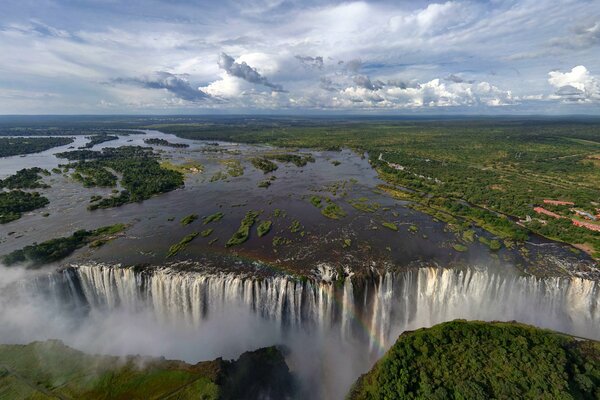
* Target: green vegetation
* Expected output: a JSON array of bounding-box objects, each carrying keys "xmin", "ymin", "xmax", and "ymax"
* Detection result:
[
  {"xmin": 201, "ymin": 228, "xmax": 214, "ymax": 237},
  {"xmin": 321, "ymin": 200, "xmax": 346, "ymax": 219},
  {"xmin": 221, "ymin": 159, "xmax": 244, "ymax": 177},
  {"xmin": 80, "ymin": 133, "xmax": 118, "ymax": 149},
  {"xmin": 0, "ymin": 137, "xmax": 73, "ymax": 157},
  {"xmin": 257, "ymin": 220, "xmax": 272, "ymax": 237},
  {"xmin": 258, "ymin": 179, "xmax": 271, "ymax": 188},
  {"xmin": 180, "ymin": 214, "xmax": 198, "ymax": 225},
  {"xmin": 70, "ymin": 164, "xmax": 117, "ymax": 188},
  {"xmin": 251, "ymin": 157, "xmax": 278, "ymax": 173},
  {"xmin": 204, "ymin": 212, "xmax": 224, "ymax": 224},
  {"xmin": 348, "ymin": 320, "xmax": 600, "ymax": 400},
  {"xmin": 160, "ymin": 159, "xmax": 204, "ymax": 174},
  {"xmin": 155, "ymin": 119, "xmax": 600, "ymax": 257},
  {"xmin": 226, "ymin": 211, "xmax": 260, "ymax": 247},
  {"xmin": 478, "ymin": 236, "xmax": 502, "ymax": 251},
  {"xmin": 310, "ymin": 195, "xmax": 322, "ymax": 208},
  {"xmin": 342, "ymin": 238, "xmax": 352, "ymax": 248},
  {"xmin": 144, "ymin": 137, "xmax": 189, "ymax": 148},
  {"xmin": 0, "ymin": 340, "xmax": 295, "ymax": 400},
  {"xmin": 408, "ymin": 224, "xmax": 419, "ymax": 233},
  {"xmin": 0, "ymin": 190, "xmax": 49, "ymax": 223},
  {"xmin": 56, "ymin": 146, "xmax": 184, "ymax": 209},
  {"xmin": 1, "ymin": 224, "xmax": 127, "ymax": 266},
  {"xmin": 462, "ymin": 229, "xmax": 476, "ymax": 242},
  {"xmin": 167, "ymin": 232, "xmax": 199, "ymax": 258},
  {"xmin": 272, "ymin": 236, "xmax": 291, "ymax": 246},
  {"xmin": 289, "ymin": 219, "xmax": 302, "ymax": 233},
  {"xmin": 382, "ymin": 221, "xmax": 398, "ymax": 231},
  {"xmin": 331, "ymin": 160, "xmax": 341, "ymax": 166},
  {"xmin": 0, "ymin": 167, "xmax": 50, "ymax": 189},
  {"xmin": 453, "ymin": 243, "xmax": 469, "ymax": 252},
  {"xmin": 264, "ymin": 153, "xmax": 315, "ymax": 167},
  {"xmin": 348, "ymin": 197, "xmax": 380, "ymax": 213}
]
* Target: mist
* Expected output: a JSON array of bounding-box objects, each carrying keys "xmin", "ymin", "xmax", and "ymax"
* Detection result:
[{"xmin": 1, "ymin": 263, "xmax": 599, "ymax": 399}]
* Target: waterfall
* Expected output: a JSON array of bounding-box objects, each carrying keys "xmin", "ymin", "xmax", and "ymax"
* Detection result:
[{"xmin": 24, "ymin": 264, "xmax": 600, "ymax": 350}]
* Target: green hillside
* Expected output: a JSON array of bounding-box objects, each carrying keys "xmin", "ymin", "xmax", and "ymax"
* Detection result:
[
  {"xmin": 348, "ymin": 320, "xmax": 600, "ymax": 400},
  {"xmin": 0, "ymin": 340, "xmax": 294, "ymax": 400}
]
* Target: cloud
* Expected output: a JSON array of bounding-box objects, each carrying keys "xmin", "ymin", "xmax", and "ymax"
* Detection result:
[
  {"xmin": 551, "ymin": 20, "xmax": 600, "ymax": 49},
  {"xmin": 352, "ymin": 75, "xmax": 384, "ymax": 91},
  {"xmin": 548, "ymin": 65, "xmax": 600, "ymax": 102},
  {"xmin": 217, "ymin": 52, "xmax": 285, "ymax": 92},
  {"xmin": 295, "ymin": 55, "xmax": 324, "ymax": 69},
  {"xmin": 112, "ymin": 72, "xmax": 210, "ymax": 102},
  {"xmin": 336, "ymin": 77, "xmax": 515, "ymax": 109},
  {"xmin": 445, "ymin": 74, "xmax": 475, "ymax": 84}
]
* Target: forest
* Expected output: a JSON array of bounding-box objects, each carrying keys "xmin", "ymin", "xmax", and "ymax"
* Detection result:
[
  {"xmin": 349, "ymin": 320, "xmax": 600, "ymax": 400},
  {"xmin": 0, "ymin": 137, "xmax": 73, "ymax": 157},
  {"xmin": 55, "ymin": 146, "xmax": 184, "ymax": 209}
]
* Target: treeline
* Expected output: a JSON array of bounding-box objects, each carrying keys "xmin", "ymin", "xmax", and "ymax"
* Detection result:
[
  {"xmin": 143, "ymin": 138, "xmax": 189, "ymax": 148},
  {"xmin": 0, "ymin": 137, "xmax": 74, "ymax": 157}
]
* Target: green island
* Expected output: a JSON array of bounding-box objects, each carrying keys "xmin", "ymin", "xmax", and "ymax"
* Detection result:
[
  {"xmin": 0, "ymin": 190, "xmax": 49, "ymax": 224},
  {"xmin": 56, "ymin": 146, "xmax": 184, "ymax": 209},
  {"xmin": 0, "ymin": 340, "xmax": 295, "ymax": 400},
  {"xmin": 1, "ymin": 224, "xmax": 127, "ymax": 266},
  {"xmin": 382, "ymin": 221, "xmax": 398, "ymax": 231},
  {"xmin": 263, "ymin": 153, "xmax": 315, "ymax": 167},
  {"xmin": 204, "ymin": 212, "xmax": 224, "ymax": 224},
  {"xmin": 201, "ymin": 228, "xmax": 214, "ymax": 237},
  {"xmin": 250, "ymin": 157, "xmax": 278, "ymax": 173},
  {"xmin": 0, "ymin": 167, "xmax": 50, "ymax": 189},
  {"xmin": 144, "ymin": 137, "xmax": 190, "ymax": 148},
  {"xmin": 226, "ymin": 211, "xmax": 260, "ymax": 247},
  {"xmin": 256, "ymin": 220, "xmax": 272, "ymax": 237},
  {"xmin": 167, "ymin": 232, "xmax": 199, "ymax": 258},
  {"xmin": 0, "ymin": 137, "xmax": 74, "ymax": 157},
  {"xmin": 348, "ymin": 320, "xmax": 600, "ymax": 400},
  {"xmin": 155, "ymin": 120, "xmax": 600, "ymax": 259},
  {"xmin": 180, "ymin": 214, "xmax": 198, "ymax": 225},
  {"xmin": 79, "ymin": 133, "xmax": 118, "ymax": 149},
  {"xmin": 321, "ymin": 200, "xmax": 346, "ymax": 219},
  {"xmin": 348, "ymin": 197, "xmax": 380, "ymax": 213}
]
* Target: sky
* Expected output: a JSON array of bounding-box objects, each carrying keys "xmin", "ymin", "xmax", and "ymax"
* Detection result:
[{"xmin": 0, "ymin": 0, "xmax": 599, "ymax": 114}]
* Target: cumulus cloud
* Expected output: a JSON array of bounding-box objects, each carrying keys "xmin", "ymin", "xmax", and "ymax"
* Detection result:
[
  {"xmin": 112, "ymin": 72, "xmax": 210, "ymax": 102},
  {"xmin": 336, "ymin": 77, "xmax": 514, "ymax": 109},
  {"xmin": 548, "ymin": 66, "xmax": 600, "ymax": 102},
  {"xmin": 217, "ymin": 52, "xmax": 285, "ymax": 92}
]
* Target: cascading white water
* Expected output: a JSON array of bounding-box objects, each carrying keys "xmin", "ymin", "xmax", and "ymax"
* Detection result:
[{"xmin": 28, "ymin": 263, "xmax": 600, "ymax": 351}]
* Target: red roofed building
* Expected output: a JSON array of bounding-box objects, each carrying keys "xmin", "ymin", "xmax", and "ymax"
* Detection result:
[
  {"xmin": 543, "ymin": 199, "xmax": 574, "ymax": 206},
  {"xmin": 533, "ymin": 207, "xmax": 562, "ymax": 219},
  {"xmin": 572, "ymin": 220, "xmax": 600, "ymax": 232}
]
